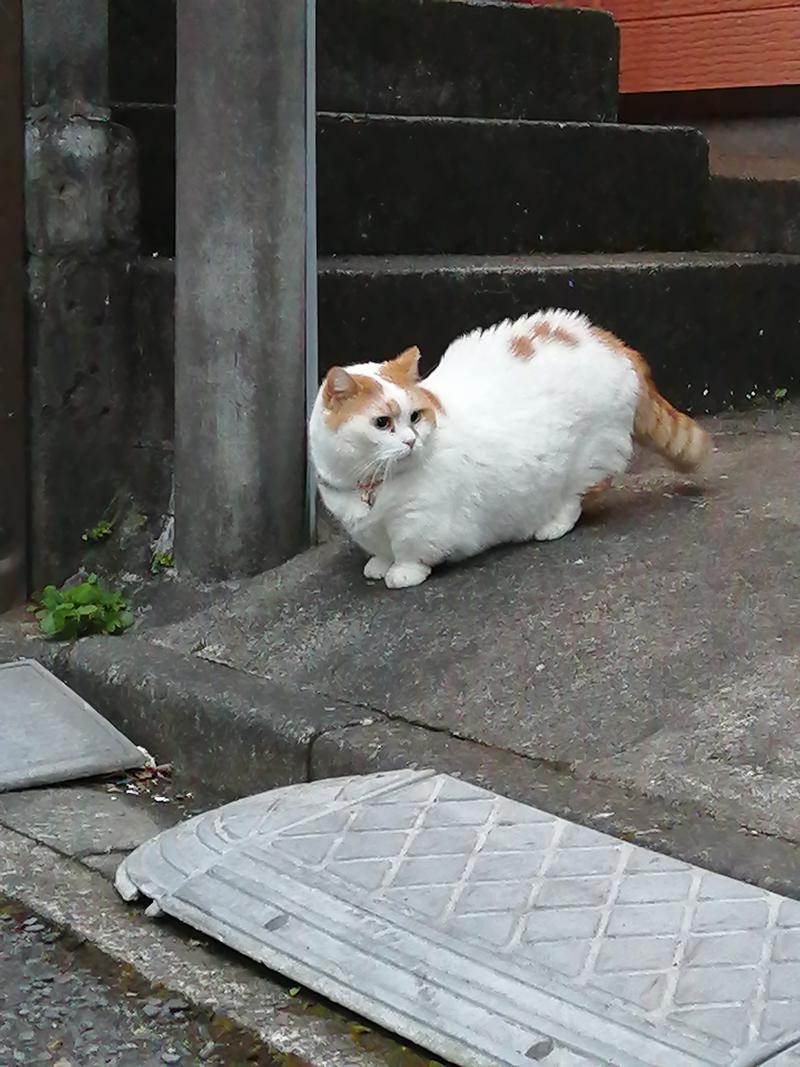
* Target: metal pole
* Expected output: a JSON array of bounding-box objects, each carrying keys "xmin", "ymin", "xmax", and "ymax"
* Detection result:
[
  {"xmin": 0, "ymin": 0, "xmax": 27, "ymax": 610},
  {"xmin": 305, "ymin": 0, "xmax": 319, "ymax": 544},
  {"xmin": 174, "ymin": 0, "xmax": 311, "ymax": 579}
]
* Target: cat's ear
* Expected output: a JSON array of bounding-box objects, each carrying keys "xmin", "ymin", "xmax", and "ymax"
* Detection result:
[
  {"xmin": 388, "ymin": 346, "xmax": 421, "ymax": 382},
  {"xmin": 323, "ymin": 366, "xmax": 358, "ymax": 403}
]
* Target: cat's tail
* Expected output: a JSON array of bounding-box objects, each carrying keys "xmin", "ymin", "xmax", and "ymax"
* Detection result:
[
  {"xmin": 633, "ymin": 374, "xmax": 712, "ymax": 472},
  {"xmin": 591, "ymin": 326, "xmax": 712, "ymax": 472}
]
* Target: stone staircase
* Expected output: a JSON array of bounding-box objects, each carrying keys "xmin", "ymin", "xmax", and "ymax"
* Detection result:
[
  {"xmin": 113, "ymin": 0, "xmax": 800, "ymax": 520},
  {"xmin": 312, "ymin": 0, "xmax": 800, "ymax": 414}
]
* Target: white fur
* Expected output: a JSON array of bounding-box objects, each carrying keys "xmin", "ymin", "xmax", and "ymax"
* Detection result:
[{"xmin": 309, "ymin": 311, "xmax": 641, "ymax": 588}]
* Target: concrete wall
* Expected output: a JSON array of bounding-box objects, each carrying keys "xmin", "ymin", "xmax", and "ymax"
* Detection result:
[
  {"xmin": 20, "ymin": 0, "xmax": 182, "ymax": 588},
  {"xmin": 24, "ymin": 0, "xmax": 141, "ymax": 588},
  {"xmin": 0, "ymin": 0, "xmax": 27, "ymax": 610}
]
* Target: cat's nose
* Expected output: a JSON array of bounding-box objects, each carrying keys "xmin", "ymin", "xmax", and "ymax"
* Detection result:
[{"xmin": 402, "ymin": 435, "xmax": 416, "ymax": 450}]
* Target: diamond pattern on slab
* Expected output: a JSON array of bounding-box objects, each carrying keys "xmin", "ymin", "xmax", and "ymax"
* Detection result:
[
  {"xmin": 593, "ymin": 971, "xmax": 667, "ymax": 1012},
  {"xmin": 672, "ymin": 1007, "xmax": 751, "ymax": 1048},
  {"xmin": 284, "ymin": 773, "xmax": 800, "ymax": 1051},
  {"xmin": 594, "ymin": 935, "xmax": 679, "ymax": 973},
  {"xmin": 120, "ymin": 770, "xmax": 800, "ymax": 1064}
]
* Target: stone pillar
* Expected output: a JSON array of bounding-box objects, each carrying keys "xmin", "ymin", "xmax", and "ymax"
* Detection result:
[
  {"xmin": 174, "ymin": 0, "xmax": 311, "ymax": 579},
  {"xmin": 23, "ymin": 0, "xmax": 139, "ymax": 587},
  {"xmin": 0, "ymin": 0, "xmax": 26, "ymax": 610}
]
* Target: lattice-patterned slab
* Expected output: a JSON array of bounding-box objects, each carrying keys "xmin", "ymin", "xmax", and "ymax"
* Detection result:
[{"xmin": 116, "ymin": 770, "xmax": 800, "ymax": 1067}]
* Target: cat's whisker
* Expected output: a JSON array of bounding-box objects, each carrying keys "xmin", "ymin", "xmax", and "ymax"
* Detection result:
[{"xmin": 352, "ymin": 456, "xmax": 383, "ymax": 483}]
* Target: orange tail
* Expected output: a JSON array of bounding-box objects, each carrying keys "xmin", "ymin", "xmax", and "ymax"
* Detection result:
[
  {"xmin": 591, "ymin": 326, "xmax": 712, "ymax": 473},
  {"xmin": 633, "ymin": 376, "xmax": 711, "ymax": 473}
]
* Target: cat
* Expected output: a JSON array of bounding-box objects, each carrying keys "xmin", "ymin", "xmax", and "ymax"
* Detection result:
[{"xmin": 309, "ymin": 310, "xmax": 711, "ymax": 589}]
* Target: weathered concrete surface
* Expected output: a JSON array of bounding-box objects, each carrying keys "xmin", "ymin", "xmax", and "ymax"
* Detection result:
[
  {"xmin": 318, "ymin": 117, "xmax": 707, "ymax": 255},
  {"xmin": 0, "ymin": 0, "xmax": 26, "ymax": 613},
  {"xmin": 153, "ymin": 409, "xmax": 800, "ymax": 842},
  {"xmin": 58, "ymin": 637, "xmax": 373, "ymax": 803},
  {"xmin": 25, "ymin": 116, "xmax": 138, "ymax": 255},
  {"xmin": 110, "ymin": 0, "xmax": 618, "ymax": 123},
  {"xmin": 0, "ymin": 786, "xmax": 173, "ymax": 858},
  {"xmin": 317, "ymin": 0, "xmax": 618, "ymax": 122},
  {"xmin": 710, "ymin": 176, "xmax": 800, "ymax": 254},
  {"xmin": 23, "ymin": 0, "xmax": 108, "ymax": 106},
  {"xmin": 23, "ymin": 2, "xmax": 142, "ymax": 589},
  {"xmin": 27, "ymin": 253, "xmax": 136, "ymax": 588},
  {"xmin": 6, "ymin": 604, "xmax": 800, "ymax": 899}
]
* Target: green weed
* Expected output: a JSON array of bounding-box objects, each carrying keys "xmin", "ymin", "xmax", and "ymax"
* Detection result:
[{"xmin": 30, "ymin": 573, "xmax": 133, "ymax": 639}]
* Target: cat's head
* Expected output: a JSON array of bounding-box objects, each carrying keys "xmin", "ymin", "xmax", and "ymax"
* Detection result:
[{"xmin": 313, "ymin": 347, "xmax": 441, "ymax": 477}]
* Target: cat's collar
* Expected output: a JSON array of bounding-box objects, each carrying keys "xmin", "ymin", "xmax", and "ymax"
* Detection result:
[{"xmin": 316, "ymin": 472, "xmax": 383, "ymax": 508}]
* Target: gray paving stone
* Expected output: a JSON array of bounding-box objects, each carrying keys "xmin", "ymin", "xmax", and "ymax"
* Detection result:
[
  {"xmin": 0, "ymin": 787, "xmax": 173, "ymax": 858},
  {"xmin": 0, "ymin": 659, "xmax": 144, "ymax": 791},
  {"xmin": 116, "ymin": 770, "xmax": 800, "ymax": 1067},
  {"xmin": 82, "ymin": 850, "xmax": 132, "ymax": 880}
]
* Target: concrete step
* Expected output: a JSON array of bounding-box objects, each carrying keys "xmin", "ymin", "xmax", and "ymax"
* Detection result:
[
  {"xmin": 318, "ymin": 252, "xmax": 800, "ymax": 413},
  {"xmin": 318, "ymin": 115, "xmax": 708, "ymax": 255},
  {"xmin": 119, "ymin": 110, "xmax": 708, "ymax": 257},
  {"xmin": 709, "ymin": 176, "xmax": 800, "ymax": 254},
  {"xmin": 317, "ymin": 0, "xmax": 619, "ymax": 122},
  {"xmin": 110, "ymin": 0, "xmax": 619, "ymax": 123}
]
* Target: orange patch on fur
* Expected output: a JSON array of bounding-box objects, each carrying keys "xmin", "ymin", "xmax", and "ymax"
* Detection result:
[
  {"xmin": 322, "ymin": 369, "xmax": 381, "ymax": 430},
  {"xmin": 381, "ymin": 347, "xmax": 444, "ymax": 424},
  {"xmin": 380, "ymin": 346, "xmax": 421, "ymax": 387},
  {"xmin": 552, "ymin": 326, "xmax": 578, "ymax": 346},
  {"xmin": 510, "ymin": 335, "xmax": 534, "ymax": 359},
  {"xmin": 418, "ymin": 386, "xmax": 443, "ymax": 414},
  {"xmin": 511, "ymin": 321, "xmax": 578, "ymax": 360}
]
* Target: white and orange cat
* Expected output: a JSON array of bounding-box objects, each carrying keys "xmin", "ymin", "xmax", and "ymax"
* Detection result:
[{"xmin": 309, "ymin": 310, "xmax": 711, "ymax": 589}]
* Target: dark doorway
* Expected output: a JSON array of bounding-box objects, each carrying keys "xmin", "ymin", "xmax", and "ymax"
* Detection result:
[{"xmin": 0, "ymin": 0, "xmax": 27, "ymax": 610}]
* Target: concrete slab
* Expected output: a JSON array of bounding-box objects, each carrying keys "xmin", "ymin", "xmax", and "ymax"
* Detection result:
[
  {"xmin": 82, "ymin": 849, "xmax": 133, "ymax": 880},
  {"xmin": 117, "ymin": 771, "xmax": 800, "ymax": 1067},
  {"xmin": 0, "ymin": 786, "xmax": 174, "ymax": 859},
  {"xmin": 152, "ymin": 411, "xmax": 800, "ymax": 841},
  {"xmin": 0, "ymin": 659, "xmax": 145, "ymax": 790}
]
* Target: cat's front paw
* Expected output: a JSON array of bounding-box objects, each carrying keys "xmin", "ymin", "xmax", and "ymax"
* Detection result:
[
  {"xmin": 363, "ymin": 556, "xmax": 391, "ymax": 580},
  {"xmin": 384, "ymin": 562, "xmax": 431, "ymax": 589}
]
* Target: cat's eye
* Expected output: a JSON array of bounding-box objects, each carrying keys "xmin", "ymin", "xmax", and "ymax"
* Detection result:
[
  {"xmin": 410, "ymin": 410, "xmax": 422, "ymax": 424},
  {"xmin": 373, "ymin": 415, "xmax": 391, "ymax": 430}
]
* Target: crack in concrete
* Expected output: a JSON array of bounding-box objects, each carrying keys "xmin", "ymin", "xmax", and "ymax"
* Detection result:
[
  {"xmin": 181, "ymin": 661, "xmax": 800, "ymax": 853},
  {"xmin": 311, "ymin": 695, "xmax": 574, "ymax": 775}
]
